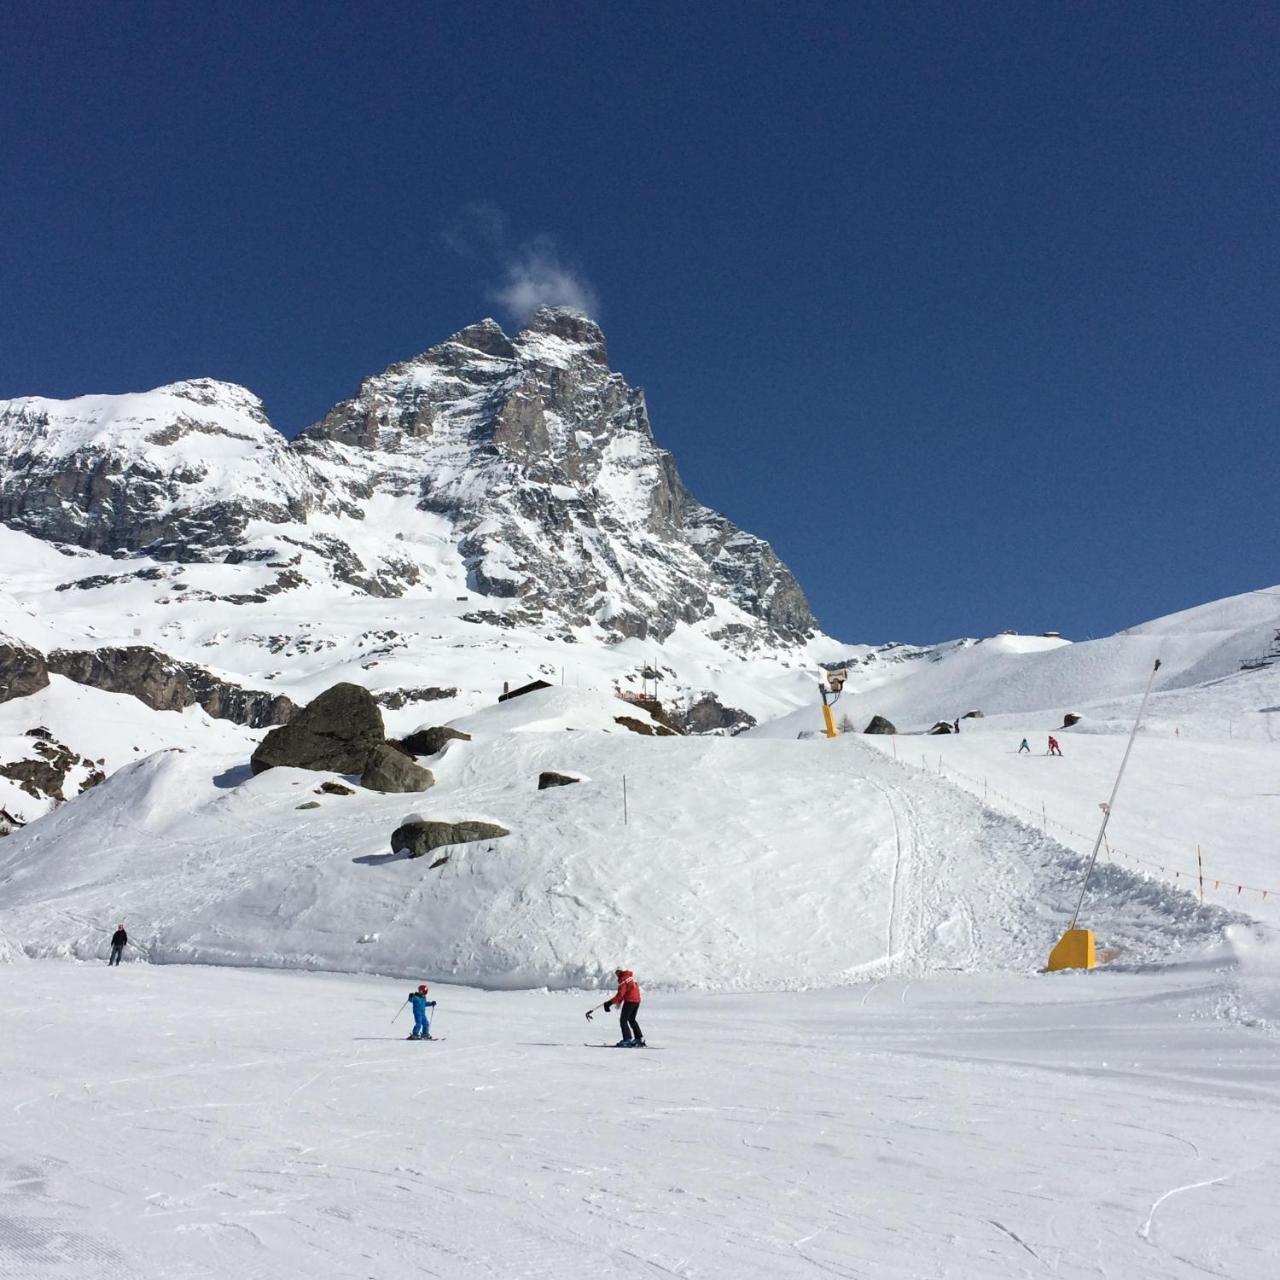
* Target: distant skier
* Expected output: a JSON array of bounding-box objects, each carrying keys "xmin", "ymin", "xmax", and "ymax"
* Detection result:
[
  {"xmin": 108, "ymin": 924, "xmax": 127, "ymax": 966},
  {"xmin": 407, "ymin": 984, "xmax": 437, "ymax": 1040},
  {"xmin": 953, "ymin": 718, "xmax": 961, "ymax": 734},
  {"xmin": 604, "ymin": 968, "xmax": 645, "ymax": 1047},
  {"xmin": 1047, "ymin": 736, "xmax": 1063, "ymax": 756},
  {"xmin": 1018, "ymin": 738, "xmax": 1030, "ymax": 753}
]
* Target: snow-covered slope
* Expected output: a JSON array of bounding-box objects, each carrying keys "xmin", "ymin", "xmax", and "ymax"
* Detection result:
[
  {"xmin": 4, "ymin": 951, "xmax": 1278, "ymax": 1280},
  {"xmin": 767, "ymin": 584, "xmax": 1280, "ymax": 739},
  {"xmin": 0, "ymin": 688, "xmax": 1232, "ymax": 986}
]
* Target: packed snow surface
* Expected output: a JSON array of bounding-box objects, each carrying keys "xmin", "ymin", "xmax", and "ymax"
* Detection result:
[{"xmin": 2, "ymin": 948, "xmax": 1278, "ymax": 1278}]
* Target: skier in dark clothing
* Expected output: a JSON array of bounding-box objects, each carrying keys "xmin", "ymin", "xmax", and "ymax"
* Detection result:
[
  {"xmin": 108, "ymin": 924, "xmax": 127, "ymax": 966},
  {"xmin": 604, "ymin": 968, "xmax": 644, "ymax": 1047},
  {"xmin": 1017, "ymin": 738, "xmax": 1031, "ymax": 753}
]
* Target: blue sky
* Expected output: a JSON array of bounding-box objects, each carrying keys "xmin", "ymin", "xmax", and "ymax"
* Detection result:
[{"xmin": 2, "ymin": 2, "xmax": 1275, "ymax": 643}]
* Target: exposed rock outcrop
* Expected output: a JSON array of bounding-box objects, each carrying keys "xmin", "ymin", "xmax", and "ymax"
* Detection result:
[
  {"xmin": 390, "ymin": 817, "xmax": 510, "ymax": 858},
  {"xmin": 361, "ymin": 744, "xmax": 435, "ymax": 794},
  {"xmin": 614, "ymin": 715, "xmax": 678, "ymax": 737},
  {"xmin": 251, "ymin": 683, "xmax": 384, "ymax": 775},
  {"xmin": 864, "ymin": 715, "xmax": 897, "ymax": 735},
  {"xmin": 0, "ymin": 732, "xmax": 104, "ymax": 804},
  {"xmin": 0, "ymin": 635, "xmax": 49, "ymax": 704},
  {"xmin": 46, "ymin": 646, "xmax": 296, "ymax": 728},
  {"xmin": 374, "ymin": 687, "xmax": 459, "ymax": 710},
  {"xmin": 674, "ymin": 692, "xmax": 757, "ymax": 736}
]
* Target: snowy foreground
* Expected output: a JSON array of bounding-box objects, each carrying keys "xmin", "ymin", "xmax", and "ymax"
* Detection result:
[{"xmin": 3, "ymin": 953, "xmax": 1279, "ymax": 1280}]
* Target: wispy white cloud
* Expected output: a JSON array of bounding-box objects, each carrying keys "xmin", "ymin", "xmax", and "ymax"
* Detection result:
[
  {"xmin": 442, "ymin": 205, "xmax": 599, "ymax": 322},
  {"xmin": 488, "ymin": 236, "xmax": 599, "ymax": 321}
]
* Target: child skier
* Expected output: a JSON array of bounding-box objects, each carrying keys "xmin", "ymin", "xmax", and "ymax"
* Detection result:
[
  {"xmin": 1018, "ymin": 738, "xmax": 1030, "ymax": 753},
  {"xmin": 604, "ymin": 968, "xmax": 644, "ymax": 1047},
  {"xmin": 1047, "ymin": 736, "xmax": 1063, "ymax": 756},
  {"xmin": 407, "ymin": 984, "xmax": 437, "ymax": 1040}
]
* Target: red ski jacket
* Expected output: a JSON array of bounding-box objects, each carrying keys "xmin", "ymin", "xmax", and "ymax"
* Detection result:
[{"xmin": 610, "ymin": 971, "xmax": 641, "ymax": 1005}]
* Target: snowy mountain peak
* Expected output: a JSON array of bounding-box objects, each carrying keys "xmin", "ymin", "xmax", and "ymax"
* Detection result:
[
  {"xmin": 0, "ymin": 314, "xmax": 818, "ymax": 652},
  {"xmin": 516, "ymin": 306, "xmax": 608, "ymax": 364}
]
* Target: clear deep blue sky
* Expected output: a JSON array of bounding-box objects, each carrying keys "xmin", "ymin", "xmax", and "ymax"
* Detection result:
[{"xmin": 3, "ymin": 2, "xmax": 1276, "ymax": 643}]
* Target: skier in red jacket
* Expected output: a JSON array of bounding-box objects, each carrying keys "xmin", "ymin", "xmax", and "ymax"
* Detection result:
[{"xmin": 604, "ymin": 968, "xmax": 644, "ymax": 1047}]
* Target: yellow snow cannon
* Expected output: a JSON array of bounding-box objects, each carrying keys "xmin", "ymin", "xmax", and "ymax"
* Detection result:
[{"xmin": 818, "ymin": 670, "xmax": 847, "ymax": 738}]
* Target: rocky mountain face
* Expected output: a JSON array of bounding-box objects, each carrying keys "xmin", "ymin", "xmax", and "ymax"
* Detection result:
[
  {"xmin": 45, "ymin": 647, "xmax": 296, "ymax": 727},
  {"xmin": 0, "ymin": 309, "xmax": 816, "ymax": 649}
]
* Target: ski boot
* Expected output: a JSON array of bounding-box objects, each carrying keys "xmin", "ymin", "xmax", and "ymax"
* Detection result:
[{"xmin": 615, "ymin": 1039, "xmax": 635, "ymax": 1047}]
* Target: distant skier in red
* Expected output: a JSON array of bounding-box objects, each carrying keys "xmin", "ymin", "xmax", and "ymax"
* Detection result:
[
  {"xmin": 1047, "ymin": 736, "xmax": 1063, "ymax": 756},
  {"xmin": 604, "ymin": 968, "xmax": 645, "ymax": 1047}
]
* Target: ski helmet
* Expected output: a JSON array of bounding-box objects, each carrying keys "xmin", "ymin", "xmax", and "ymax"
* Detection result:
[{"xmin": 418, "ymin": 984, "xmax": 429, "ymax": 993}]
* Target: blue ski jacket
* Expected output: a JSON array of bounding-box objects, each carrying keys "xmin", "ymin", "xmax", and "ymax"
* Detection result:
[{"xmin": 409, "ymin": 992, "xmax": 436, "ymax": 1013}]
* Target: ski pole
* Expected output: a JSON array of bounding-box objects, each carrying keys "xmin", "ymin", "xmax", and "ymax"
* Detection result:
[
  {"xmin": 584, "ymin": 1003, "xmax": 608, "ymax": 1022},
  {"xmin": 391, "ymin": 998, "xmax": 409, "ymax": 1025}
]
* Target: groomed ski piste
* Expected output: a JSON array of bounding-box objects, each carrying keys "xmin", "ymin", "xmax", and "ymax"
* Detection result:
[{"xmin": 3, "ymin": 591, "xmax": 1280, "ymax": 1277}]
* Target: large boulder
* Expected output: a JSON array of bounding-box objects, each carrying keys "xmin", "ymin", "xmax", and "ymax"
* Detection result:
[
  {"xmin": 361, "ymin": 744, "xmax": 435, "ymax": 794},
  {"xmin": 390, "ymin": 817, "xmax": 510, "ymax": 859},
  {"xmin": 538, "ymin": 771, "xmax": 580, "ymax": 790},
  {"xmin": 863, "ymin": 715, "xmax": 897, "ymax": 735},
  {"xmin": 927, "ymin": 721, "xmax": 954, "ymax": 735},
  {"xmin": 0, "ymin": 635, "xmax": 49, "ymax": 704},
  {"xmin": 396, "ymin": 725, "xmax": 471, "ymax": 757},
  {"xmin": 251, "ymin": 683, "xmax": 384, "ymax": 775}
]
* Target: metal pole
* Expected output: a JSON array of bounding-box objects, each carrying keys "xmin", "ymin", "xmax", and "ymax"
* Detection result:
[{"xmin": 1068, "ymin": 658, "xmax": 1162, "ymax": 930}]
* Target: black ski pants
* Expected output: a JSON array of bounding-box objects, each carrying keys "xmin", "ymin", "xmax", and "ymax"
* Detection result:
[
  {"xmin": 619, "ymin": 1001, "xmax": 642, "ymax": 1043},
  {"xmin": 108, "ymin": 944, "xmax": 124, "ymax": 966}
]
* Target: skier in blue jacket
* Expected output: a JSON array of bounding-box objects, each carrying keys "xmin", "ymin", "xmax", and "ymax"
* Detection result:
[{"xmin": 408, "ymin": 984, "xmax": 437, "ymax": 1040}]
